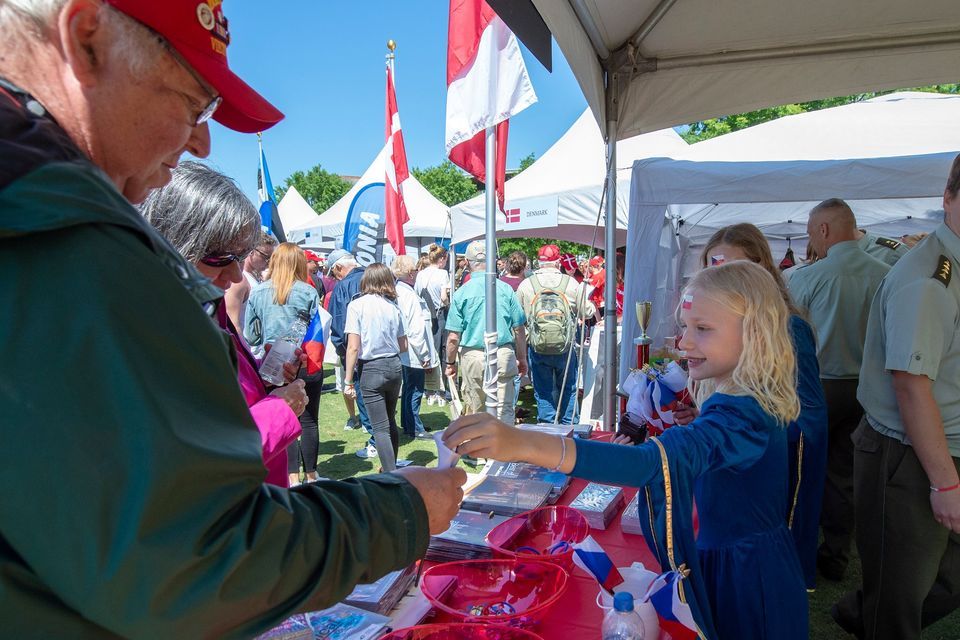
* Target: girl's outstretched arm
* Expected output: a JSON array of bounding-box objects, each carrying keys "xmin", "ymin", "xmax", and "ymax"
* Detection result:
[{"xmin": 443, "ymin": 413, "xmax": 576, "ymax": 472}]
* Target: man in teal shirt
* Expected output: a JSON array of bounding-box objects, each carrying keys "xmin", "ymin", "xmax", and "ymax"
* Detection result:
[
  {"xmin": 789, "ymin": 198, "xmax": 890, "ymax": 582},
  {"xmin": 446, "ymin": 241, "xmax": 528, "ymax": 424}
]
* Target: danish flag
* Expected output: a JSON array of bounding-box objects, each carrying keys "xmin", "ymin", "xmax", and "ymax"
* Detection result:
[
  {"xmin": 385, "ymin": 65, "xmax": 409, "ymax": 255},
  {"xmin": 445, "ymin": 0, "xmax": 537, "ymax": 213}
]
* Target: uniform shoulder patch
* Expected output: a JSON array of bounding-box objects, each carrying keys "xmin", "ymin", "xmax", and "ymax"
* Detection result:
[
  {"xmin": 876, "ymin": 237, "xmax": 902, "ymax": 250},
  {"xmin": 932, "ymin": 255, "xmax": 952, "ymax": 287}
]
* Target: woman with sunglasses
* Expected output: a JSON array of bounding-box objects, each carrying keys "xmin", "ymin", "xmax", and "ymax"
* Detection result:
[
  {"xmin": 140, "ymin": 162, "xmax": 307, "ymax": 488},
  {"xmin": 245, "ymin": 243, "xmax": 324, "ymax": 486}
]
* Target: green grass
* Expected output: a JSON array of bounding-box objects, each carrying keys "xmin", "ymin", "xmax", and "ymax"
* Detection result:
[{"xmin": 310, "ymin": 368, "xmax": 959, "ymax": 638}]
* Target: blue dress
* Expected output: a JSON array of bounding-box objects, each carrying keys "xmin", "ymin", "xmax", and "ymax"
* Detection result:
[
  {"xmin": 572, "ymin": 394, "xmax": 808, "ymax": 640},
  {"xmin": 787, "ymin": 315, "xmax": 828, "ymax": 589}
]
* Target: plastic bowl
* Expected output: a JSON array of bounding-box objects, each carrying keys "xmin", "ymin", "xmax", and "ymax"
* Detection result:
[
  {"xmin": 380, "ymin": 623, "xmax": 545, "ymax": 640},
  {"xmin": 420, "ymin": 559, "xmax": 568, "ymax": 628},
  {"xmin": 486, "ymin": 506, "xmax": 590, "ymax": 570}
]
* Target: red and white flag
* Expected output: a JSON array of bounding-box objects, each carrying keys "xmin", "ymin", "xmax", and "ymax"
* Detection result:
[
  {"xmin": 445, "ymin": 0, "xmax": 537, "ymax": 213},
  {"xmin": 385, "ymin": 64, "xmax": 409, "ymax": 255}
]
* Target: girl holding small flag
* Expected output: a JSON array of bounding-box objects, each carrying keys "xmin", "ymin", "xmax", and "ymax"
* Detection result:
[{"xmin": 445, "ymin": 261, "xmax": 809, "ymax": 639}]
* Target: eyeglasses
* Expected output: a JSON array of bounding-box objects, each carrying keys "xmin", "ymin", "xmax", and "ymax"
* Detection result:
[
  {"xmin": 200, "ymin": 249, "xmax": 250, "ymax": 268},
  {"xmin": 155, "ymin": 35, "xmax": 222, "ymax": 126},
  {"xmin": 254, "ymin": 248, "xmax": 272, "ymax": 260}
]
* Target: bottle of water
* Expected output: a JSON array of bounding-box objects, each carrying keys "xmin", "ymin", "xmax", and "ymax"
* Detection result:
[
  {"xmin": 602, "ymin": 592, "xmax": 645, "ymax": 640},
  {"xmin": 259, "ymin": 310, "xmax": 310, "ymax": 386}
]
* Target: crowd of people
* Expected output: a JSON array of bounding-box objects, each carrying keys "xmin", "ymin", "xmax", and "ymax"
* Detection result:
[{"xmin": 2, "ymin": 1, "xmax": 957, "ymax": 639}]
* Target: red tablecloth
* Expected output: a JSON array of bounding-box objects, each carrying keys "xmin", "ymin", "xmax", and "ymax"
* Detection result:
[{"xmin": 423, "ymin": 433, "xmax": 660, "ymax": 640}]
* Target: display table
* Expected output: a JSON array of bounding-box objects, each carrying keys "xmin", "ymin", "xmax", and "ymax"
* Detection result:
[{"xmin": 416, "ymin": 433, "xmax": 660, "ymax": 639}]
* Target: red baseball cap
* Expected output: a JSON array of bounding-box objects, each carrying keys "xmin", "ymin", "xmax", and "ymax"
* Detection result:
[
  {"xmin": 560, "ymin": 253, "xmax": 578, "ymax": 272},
  {"xmin": 589, "ymin": 255, "xmax": 605, "ymax": 269},
  {"xmin": 538, "ymin": 244, "xmax": 561, "ymax": 262},
  {"xmin": 303, "ymin": 250, "xmax": 322, "ymax": 263},
  {"xmin": 105, "ymin": 0, "xmax": 283, "ymax": 133}
]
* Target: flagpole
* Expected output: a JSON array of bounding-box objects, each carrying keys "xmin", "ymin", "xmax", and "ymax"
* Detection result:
[{"xmin": 483, "ymin": 126, "xmax": 499, "ymax": 417}]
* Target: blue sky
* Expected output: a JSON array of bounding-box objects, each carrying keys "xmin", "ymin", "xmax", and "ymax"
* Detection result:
[{"xmin": 204, "ymin": 2, "xmax": 588, "ymax": 204}]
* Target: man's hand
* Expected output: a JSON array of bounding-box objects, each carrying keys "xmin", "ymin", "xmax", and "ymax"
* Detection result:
[
  {"xmin": 517, "ymin": 358, "xmax": 528, "ymax": 377},
  {"xmin": 392, "ymin": 466, "xmax": 466, "ymax": 534},
  {"xmin": 269, "ymin": 379, "xmax": 308, "ymax": 416},
  {"xmin": 931, "ymin": 489, "xmax": 960, "ymax": 534},
  {"xmin": 445, "ymin": 363, "xmax": 457, "ymax": 377}
]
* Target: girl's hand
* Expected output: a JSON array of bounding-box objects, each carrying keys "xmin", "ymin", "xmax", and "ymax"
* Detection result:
[
  {"xmin": 270, "ymin": 379, "xmax": 308, "ymax": 416},
  {"xmin": 673, "ymin": 403, "xmax": 699, "ymax": 425},
  {"xmin": 612, "ymin": 433, "xmax": 636, "ymax": 446},
  {"xmin": 443, "ymin": 413, "xmax": 527, "ymax": 463}
]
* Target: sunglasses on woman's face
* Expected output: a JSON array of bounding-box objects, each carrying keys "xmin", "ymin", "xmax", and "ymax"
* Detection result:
[{"xmin": 200, "ymin": 249, "xmax": 251, "ymax": 268}]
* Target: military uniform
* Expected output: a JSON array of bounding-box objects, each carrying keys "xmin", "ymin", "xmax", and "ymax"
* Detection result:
[
  {"xmin": 835, "ymin": 224, "xmax": 960, "ymax": 639},
  {"xmin": 859, "ymin": 230, "xmax": 909, "ymax": 266},
  {"xmin": 788, "ymin": 241, "xmax": 889, "ymax": 580}
]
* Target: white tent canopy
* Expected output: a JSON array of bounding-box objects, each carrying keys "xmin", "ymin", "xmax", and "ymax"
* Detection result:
[
  {"xmin": 449, "ymin": 109, "xmax": 687, "ymax": 245},
  {"xmin": 619, "ymin": 92, "xmax": 960, "ymax": 383},
  {"xmin": 277, "ymin": 186, "xmax": 322, "ymax": 236},
  {"xmin": 531, "ymin": 0, "xmax": 960, "ymax": 140},
  {"xmin": 510, "ymin": 1, "xmax": 959, "ymax": 426},
  {"xmin": 286, "ymin": 144, "xmax": 452, "ymax": 253}
]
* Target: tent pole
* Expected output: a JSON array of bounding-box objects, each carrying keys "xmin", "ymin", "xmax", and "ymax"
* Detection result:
[
  {"xmin": 602, "ymin": 87, "xmax": 618, "ymax": 432},
  {"xmin": 483, "ymin": 126, "xmax": 499, "ymax": 417}
]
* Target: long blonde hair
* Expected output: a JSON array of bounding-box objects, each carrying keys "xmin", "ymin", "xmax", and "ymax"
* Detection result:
[
  {"xmin": 684, "ymin": 261, "xmax": 800, "ymax": 425},
  {"xmin": 268, "ymin": 243, "xmax": 308, "ymax": 305}
]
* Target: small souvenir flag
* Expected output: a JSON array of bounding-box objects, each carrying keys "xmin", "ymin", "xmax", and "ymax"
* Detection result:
[
  {"xmin": 572, "ymin": 536, "xmax": 625, "ymax": 593},
  {"xmin": 643, "ymin": 570, "xmax": 700, "ymax": 640},
  {"xmin": 257, "ymin": 134, "xmax": 286, "ymax": 242},
  {"xmin": 302, "ymin": 307, "xmax": 332, "ymax": 375}
]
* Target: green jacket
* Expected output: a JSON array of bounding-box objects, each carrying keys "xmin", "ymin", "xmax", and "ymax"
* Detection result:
[{"xmin": 0, "ymin": 128, "xmax": 428, "ymax": 636}]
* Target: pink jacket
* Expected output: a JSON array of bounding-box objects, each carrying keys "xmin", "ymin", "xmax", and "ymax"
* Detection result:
[{"xmin": 217, "ymin": 306, "xmax": 302, "ymax": 487}]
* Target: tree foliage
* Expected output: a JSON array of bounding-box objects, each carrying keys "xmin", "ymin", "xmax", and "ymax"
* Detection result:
[
  {"xmin": 518, "ymin": 152, "xmax": 537, "ymax": 172},
  {"xmin": 274, "ymin": 164, "xmax": 351, "ymax": 214},
  {"xmin": 496, "ymin": 238, "xmax": 595, "ymax": 261},
  {"xmin": 682, "ymin": 84, "xmax": 960, "ymax": 143},
  {"xmin": 412, "ymin": 160, "xmax": 480, "ymax": 207}
]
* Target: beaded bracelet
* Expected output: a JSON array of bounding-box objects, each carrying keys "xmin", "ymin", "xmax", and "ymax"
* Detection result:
[
  {"xmin": 552, "ymin": 436, "xmax": 567, "ymax": 472},
  {"xmin": 930, "ymin": 482, "xmax": 960, "ymax": 493}
]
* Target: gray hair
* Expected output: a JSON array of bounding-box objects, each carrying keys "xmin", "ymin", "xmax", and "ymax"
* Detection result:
[
  {"xmin": 140, "ymin": 162, "xmax": 260, "ymax": 263},
  {"xmin": 0, "ymin": 0, "xmax": 164, "ymax": 75}
]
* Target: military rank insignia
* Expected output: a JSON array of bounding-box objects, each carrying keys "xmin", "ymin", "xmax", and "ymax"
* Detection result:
[
  {"xmin": 876, "ymin": 237, "xmax": 902, "ymax": 250},
  {"xmin": 933, "ymin": 255, "xmax": 952, "ymax": 287}
]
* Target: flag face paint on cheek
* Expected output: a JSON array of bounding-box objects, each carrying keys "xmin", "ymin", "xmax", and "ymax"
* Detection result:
[{"xmin": 711, "ymin": 254, "xmax": 725, "ymax": 266}]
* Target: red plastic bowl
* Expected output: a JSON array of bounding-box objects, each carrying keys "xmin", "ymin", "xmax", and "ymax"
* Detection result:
[
  {"xmin": 420, "ymin": 559, "xmax": 568, "ymax": 628},
  {"xmin": 486, "ymin": 506, "xmax": 590, "ymax": 570},
  {"xmin": 380, "ymin": 623, "xmax": 545, "ymax": 640}
]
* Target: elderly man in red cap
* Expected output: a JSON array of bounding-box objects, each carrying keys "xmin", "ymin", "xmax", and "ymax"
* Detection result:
[
  {"xmin": 0, "ymin": 2, "xmax": 464, "ymax": 637},
  {"xmin": 516, "ymin": 244, "xmax": 595, "ymax": 424}
]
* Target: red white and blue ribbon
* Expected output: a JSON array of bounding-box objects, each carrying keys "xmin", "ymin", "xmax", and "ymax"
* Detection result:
[
  {"xmin": 643, "ymin": 569, "xmax": 700, "ymax": 640},
  {"xmin": 572, "ymin": 535, "xmax": 625, "ymax": 593}
]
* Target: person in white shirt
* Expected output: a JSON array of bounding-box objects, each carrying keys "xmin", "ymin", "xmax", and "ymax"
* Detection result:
[
  {"xmin": 344, "ymin": 263, "xmax": 408, "ymax": 471},
  {"xmin": 415, "ymin": 244, "xmax": 451, "ymax": 406},
  {"xmin": 393, "ymin": 256, "xmax": 438, "ymax": 439}
]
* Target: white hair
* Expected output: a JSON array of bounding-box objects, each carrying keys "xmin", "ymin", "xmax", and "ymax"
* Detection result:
[{"xmin": 0, "ymin": 0, "xmax": 164, "ymax": 75}]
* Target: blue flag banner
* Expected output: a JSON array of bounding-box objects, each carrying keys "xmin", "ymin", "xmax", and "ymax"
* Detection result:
[
  {"xmin": 342, "ymin": 182, "xmax": 386, "ymax": 266},
  {"xmin": 257, "ymin": 138, "xmax": 286, "ymax": 242}
]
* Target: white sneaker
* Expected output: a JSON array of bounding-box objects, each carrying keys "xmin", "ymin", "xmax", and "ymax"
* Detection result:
[
  {"xmin": 355, "ymin": 444, "xmax": 378, "ymax": 459},
  {"xmin": 343, "ymin": 416, "xmax": 359, "ymax": 431},
  {"xmin": 427, "ymin": 394, "xmax": 436, "ymax": 406},
  {"xmin": 435, "ymin": 396, "xmax": 447, "ymax": 407}
]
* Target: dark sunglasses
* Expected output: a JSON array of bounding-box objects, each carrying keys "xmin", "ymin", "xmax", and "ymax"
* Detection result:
[{"xmin": 200, "ymin": 249, "xmax": 250, "ymax": 268}]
